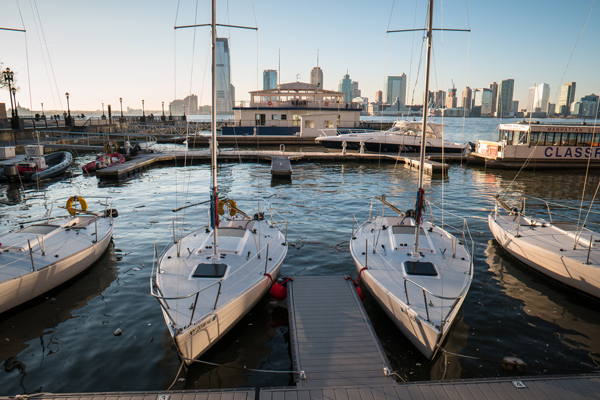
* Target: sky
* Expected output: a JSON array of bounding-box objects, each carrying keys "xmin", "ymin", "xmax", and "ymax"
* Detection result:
[{"xmin": 1, "ymin": 0, "xmax": 599, "ymax": 113}]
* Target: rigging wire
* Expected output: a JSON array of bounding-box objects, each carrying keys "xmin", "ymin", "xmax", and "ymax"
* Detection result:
[
  {"xmin": 31, "ymin": 0, "xmax": 63, "ymax": 111},
  {"xmin": 15, "ymin": 0, "xmax": 32, "ymax": 116}
]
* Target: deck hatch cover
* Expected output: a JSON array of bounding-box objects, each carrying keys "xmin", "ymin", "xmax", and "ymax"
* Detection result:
[
  {"xmin": 192, "ymin": 263, "xmax": 228, "ymax": 278},
  {"xmin": 404, "ymin": 261, "xmax": 438, "ymax": 276}
]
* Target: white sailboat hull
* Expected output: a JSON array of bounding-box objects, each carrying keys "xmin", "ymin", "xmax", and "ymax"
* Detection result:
[
  {"xmin": 488, "ymin": 213, "xmax": 600, "ymax": 298},
  {"xmin": 0, "ymin": 219, "xmax": 114, "ymax": 314},
  {"xmin": 164, "ymin": 261, "xmax": 283, "ymax": 364}
]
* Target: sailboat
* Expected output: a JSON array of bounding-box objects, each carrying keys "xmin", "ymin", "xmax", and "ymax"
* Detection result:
[
  {"xmin": 490, "ymin": 193, "xmax": 600, "ymax": 298},
  {"xmin": 151, "ymin": 0, "xmax": 288, "ymax": 365},
  {"xmin": 349, "ymin": 0, "xmax": 473, "ymax": 360}
]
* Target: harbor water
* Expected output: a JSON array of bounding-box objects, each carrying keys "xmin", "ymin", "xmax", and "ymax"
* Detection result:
[{"xmin": 1, "ymin": 117, "xmax": 600, "ymax": 394}]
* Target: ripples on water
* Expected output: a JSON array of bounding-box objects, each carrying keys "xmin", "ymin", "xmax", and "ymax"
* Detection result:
[{"xmin": 1, "ymin": 118, "xmax": 600, "ymax": 393}]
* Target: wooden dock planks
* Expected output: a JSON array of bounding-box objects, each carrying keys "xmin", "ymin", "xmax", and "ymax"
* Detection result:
[
  {"xmin": 0, "ymin": 389, "xmax": 255, "ymax": 400},
  {"xmin": 287, "ymin": 276, "xmax": 396, "ymax": 389}
]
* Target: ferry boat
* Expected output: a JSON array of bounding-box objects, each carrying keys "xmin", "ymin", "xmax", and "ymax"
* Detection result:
[
  {"xmin": 315, "ymin": 119, "xmax": 467, "ymax": 153},
  {"xmin": 468, "ymin": 122, "xmax": 600, "ymax": 169},
  {"xmin": 221, "ymin": 82, "xmax": 362, "ymax": 137}
]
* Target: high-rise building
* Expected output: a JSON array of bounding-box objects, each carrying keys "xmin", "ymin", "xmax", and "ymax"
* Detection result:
[
  {"xmin": 338, "ymin": 73, "xmax": 353, "ymax": 103},
  {"xmin": 216, "ymin": 37, "xmax": 233, "ymax": 114},
  {"xmin": 433, "ymin": 90, "xmax": 446, "ymax": 109},
  {"xmin": 496, "ymin": 79, "xmax": 515, "ymax": 117},
  {"xmin": 581, "ymin": 94, "xmax": 599, "ymax": 117},
  {"xmin": 512, "ymin": 100, "xmax": 519, "ymax": 114},
  {"xmin": 558, "ymin": 82, "xmax": 576, "ymax": 115},
  {"xmin": 527, "ymin": 83, "xmax": 550, "ymax": 113},
  {"xmin": 489, "ymin": 82, "xmax": 498, "ymax": 116},
  {"xmin": 375, "ymin": 90, "xmax": 383, "ymax": 104},
  {"xmin": 183, "ymin": 94, "xmax": 198, "ymax": 115},
  {"xmin": 446, "ymin": 87, "xmax": 457, "ymax": 108},
  {"xmin": 547, "ymin": 103, "xmax": 556, "ymax": 115},
  {"xmin": 385, "ymin": 74, "xmax": 407, "ymax": 105},
  {"xmin": 472, "ymin": 88, "xmax": 492, "ymax": 116},
  {"xmin": 310, "ymin": 67, "xmax": 323, "ymax": 88},
  {"xmin": 351, "ymin": 81, "xmax": 361, "ymax": 99},
  {"xmin": 462, "ymin": 87, "xmax": 472, "ymax": 110},
  {"xmin": 263, "ymin": 70, "xmax": 277, "ymax": 90}
]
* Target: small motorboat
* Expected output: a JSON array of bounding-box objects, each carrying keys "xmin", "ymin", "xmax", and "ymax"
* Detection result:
[
  {"xmin": 0, "ymin": 195, "xmax": 118, "ymax": 314},
  {"xmin": 82, "ymin": 153, "xmax": 125, "ymax": 173},
  {"xmin": 16, "ymin": 151, "xmax": 73, "ymax": 181}
]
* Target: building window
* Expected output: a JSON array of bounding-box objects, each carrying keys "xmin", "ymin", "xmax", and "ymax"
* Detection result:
[
  {"xmin": 292, "ymin": 114, "xmax": 301, "ymax": 127},
  {"xmin": 337, "ymin": 114, "xmax": 341, "ymax": 126},
  {"xmin": 304, "ymin": 120, "xmax": 315, "ymax": 128},
  {"xmin": 324, "ymin": 120, "xmax": 334, "ymax": 128},
  {"xmin": 271, "ymin": 114, "xmax": 278, "ymax": 120},
  {"xmin": 281, "ymin": 114, "xmax": 287, "ymax": 120},
  {"xmin": 255, "ymin": 114, "xmax": 265, "ymax": 126}
]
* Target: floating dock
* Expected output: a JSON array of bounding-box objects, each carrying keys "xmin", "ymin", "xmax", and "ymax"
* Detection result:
[
  {"xmin": 287, "ymin": 276, "xmax": 395, "ymax": 388},
  {"xmin": 94, "ymin": 150, "xmax": 454, "ymax": 180}
]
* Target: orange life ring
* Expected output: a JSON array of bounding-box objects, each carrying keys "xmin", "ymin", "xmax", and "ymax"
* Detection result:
[
  {"xmin": 268, "ymin": 101, "xmax": 272, "ymax": 106},
  {"xmin": 324, "ymin": 101, "xmax": 329, "ymax": 106}
]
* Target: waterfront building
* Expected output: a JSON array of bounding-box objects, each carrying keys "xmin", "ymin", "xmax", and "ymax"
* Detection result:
[
  {"xmin": 216, "ymin": 37, "xmax": 234, "ymax": 114},
  {"xmin": 462, "ymin": 87, "xmax": 472, "ymax": 110},
  {"xmin": 446, "ymin": 87, "xmax": 457, "ymax": 109},
  {"xmin": 385, "ymin": 74, "xmax": 407, "ymax": 105},
  {"xmin": 547, "ymin": 103, "xmax": 556, "ymax": 116},
  {"xmin": 263, "ymin": 70, "xmax": 277, "ymax": 90},
  {"xmin": 489, "ymin": 82, "xmax": 498, "ymax": 116},
  {"xmin": 512, "ymin": 100, "xmax": 519, "ymax": 115},
  {"xmin": 338, "ymin": 73, "xmax": 353, "ymax": 103},
  {"xmin": 310, "ymin": 67, "xmax": 323, "ymax": 88},
  {"xmin": 558, "ymin": 82, "xmax": 576, "ymax": 115},
  {"xmin": 496, "ymin": 79, "xmax": 515, "ymax": 117},
  {"xmin": 433, "ymin": 90, "xmax": 446, "ymax": 109},
  {"xmin": 472, "ymin": 88, "xmax": 492, "ymax": 116},
  {"xmin": 527, "ymin": 83, "xmax": 550, "ymax": 113},
  {"xmin": 171, "ymin": 95, "xmax": 199, "ymax": 115},
  {"xmin": 223, "ymin": 81, "xmax": 361, "ymax": 137},
  {"xmin": 375, "ymin": 90, "xmax": 383, "ymax": 104},
  {"xmin": 581, "ymin": 94, "xmax": 599, "ymax": 117}
]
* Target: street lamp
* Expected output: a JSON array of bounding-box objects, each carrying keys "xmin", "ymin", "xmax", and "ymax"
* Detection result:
[
  {"xmin": 2, "ymin": 68, "xmax": 15, "ymax": 119},
  {"xmin": 141, "ymin": 99, "xmax": 146, "ymax": 123},
  {"xmin": 11, "ymin": 88, "xmax": 18, "ymax": 118},
  {"xmin": 120, "ymin": 97, "xmax": 123, "ymax": 117},
  {"xmin": 161, "ymin": 101, "xmax": 166, "ymax": 121},
  {"xmin": 65, "ymin": 92, "xmax": 72, "ymax": 126},
  {"xmin": 102, "ymin": 102, "xmax": 105, "ymax": 118},
  {"xmin": 41, "ymin": 103, "xmax": 44, "ymax": 117}
]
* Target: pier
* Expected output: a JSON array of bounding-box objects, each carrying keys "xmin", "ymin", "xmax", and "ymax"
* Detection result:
[{"xmin": 93, "ymin": 150, "xmax": 455, "ymax": 180}]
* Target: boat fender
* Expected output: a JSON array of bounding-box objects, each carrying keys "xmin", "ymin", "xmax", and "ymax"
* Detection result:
[
  {"xmin": 218, "ymin": 200, "xmax": 226, "ymax": 216},
  {"xmin": 345, "ymin": 267, "xmax": 368, "ymax": 301},
  {"xmin": 228, "ymin": 199, "xmax": 237, "ymax": 216},
  {"xmin": 66, "ymin": 196, "xmax": 88, "ymax": 216},
  {"xmin": 264, "ymin": 273, "xmax": 293, "ymax": 301},
  {"xmin": 103, "ymin": 209, "xmax": 119, "ymax": 218}
]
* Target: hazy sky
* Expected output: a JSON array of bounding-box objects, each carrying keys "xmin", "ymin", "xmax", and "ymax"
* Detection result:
[{"xmin": 1, "ymin": 0, "xmax": 599, "ymax": 113}]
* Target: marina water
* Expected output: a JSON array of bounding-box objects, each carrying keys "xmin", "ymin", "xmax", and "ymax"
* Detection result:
[{"xmin": 1, "ymin": 117, "xmax": 599, "ymax": 393}]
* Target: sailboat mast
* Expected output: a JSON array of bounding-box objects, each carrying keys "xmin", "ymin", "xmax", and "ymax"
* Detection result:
[
  {"xmin": 211, "ymin": 0, "xmax": 219, "ymax": 256},
  {"xmin": 413, "ymin": 0, "xmax": 434, "ymax": 255}
]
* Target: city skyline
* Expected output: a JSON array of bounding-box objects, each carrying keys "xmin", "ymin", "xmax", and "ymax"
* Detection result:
[{"xmin": 1, "ymin": 0, "xmax": 599, "ymax": 112}]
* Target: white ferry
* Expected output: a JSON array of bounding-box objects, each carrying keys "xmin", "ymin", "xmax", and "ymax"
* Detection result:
[
  {"xmin": 469, "ymin": 122, "xmax": 600, "ymax": 169},
  {"xmin": 222, "ymin": 82, "xmax": 362, "ymax": 137}
]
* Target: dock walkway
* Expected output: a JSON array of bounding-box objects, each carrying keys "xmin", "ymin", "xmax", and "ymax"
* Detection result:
[
  {"xmin": 93, "ymin": 150, "xmax": 452, "ymax": 180},
  {"xmin": 287, "ymin": 276, "xmax": 396, "ymax": 389}
]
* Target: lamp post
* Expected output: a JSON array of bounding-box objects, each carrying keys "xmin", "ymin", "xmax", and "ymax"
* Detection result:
[
  {"xmin": 2, "ymin": 69, "xmax": 16, "ymax": 120},
  {"xmin": 41, "ymin": 103, "xmax": 44, "ymax": 117},
  {"xmin": 141, "ymin": 99, "xmax": 146, "ymax": 123},
  {"xmin": 161, "ymin": 101, "xmax": 165, "ymax": 121},
  {"xmin": 119, "ymin": 97, "xmax": 123, "ymax": 117},
  {"xmin": 102, "ymin": 102, "xmax": 105, "ymax": 119},
  {"xmin": 169, "ymin": 102, "xmax": 172, "ymax": 121},
  {"xmin": 65, "ymin": 92, "xmax": 72, "ymax": 126},
  {"xmin": 183, "ymin": 104, "xmax": 186, "ymax": 121}
]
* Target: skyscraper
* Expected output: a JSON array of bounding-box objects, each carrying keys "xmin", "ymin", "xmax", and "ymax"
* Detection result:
[
  {"xmin": 338, "ymin": 73, "xmax": 353, "ymax": 103},
  {"xmin": 385, "ymin": 74, "xmax": 407, "ymax": 105},
  {"xmin": 462, "ymin": 87, "xmax": 472, "ymax": 110},
  {"xmin": 216, "ymin": 37, "xmax": 233, "ymax": 114},
  {"xmin": 472, "ymin": 88, "xmax": 492, "ymax": 116},
  {"xmin": 375, "ymin": 90, "xmax": 383, "ymax": 103},
  {"xmin": 496, "ymin": 79, "xmax": 514, "ymax": 117},
  {"xmin": 310, "ymin": 67, "xmax": 323, "ymax": 88},
  {"xmin": 558, "ymin": 82, "xmax": 576, "ymax": 115},
  {"xmin": 351, "ymin": 81, "xmax": 361, "ymax": 99},
  {"xmin": 434, "ymin": 90, "xmax": 446, "ymax": 109},
  {"xmin": 527, "ymin": 83, "xmax": 550, "ymax": 113},
  {"xmin": 489, "ymin": 82, "xmax": 498, "ymax": 116},
  {"xmin": 446, "ymin": 87, "xmax": 457, "ymax": 108},
  {"xmin": 263, "ymin": 70, "xmax": 277, "ymax": 90}
]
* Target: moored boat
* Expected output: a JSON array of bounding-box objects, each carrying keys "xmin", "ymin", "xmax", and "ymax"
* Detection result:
[
  {"xmin": 16, "ymin": 151, "xmax": 73, "ymax": 181},
  {"xmin": 0, "ymin": 195, "xmax": 117, "ymax": 314},
  {"xmin": 469, "ymin": 122, "xmax": 600, "ymax": 169},
  {"xmin": 82, "ymin": 153, "xmax": 125, "ymax": 173}
]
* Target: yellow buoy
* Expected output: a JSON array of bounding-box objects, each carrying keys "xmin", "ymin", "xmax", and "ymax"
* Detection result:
[{"xmin": 66, "ymin": 196, "xmax": 88, "ymax": 216}]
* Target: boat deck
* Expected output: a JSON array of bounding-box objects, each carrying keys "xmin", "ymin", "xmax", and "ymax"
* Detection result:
[{"xmin": 287, "ymin": 276, "xmax": 396, "ymax": 388}]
